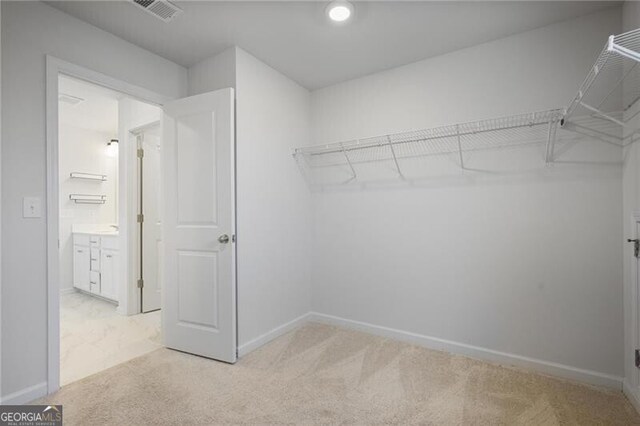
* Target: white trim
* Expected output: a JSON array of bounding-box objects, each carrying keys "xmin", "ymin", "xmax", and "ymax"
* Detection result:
[
  {"xmin": 309, "ymin": 312, "xmax": 623, "ymax": 389},
  {"xmin": 59, "ymin": 288, "xmax": 76, "ymax": 296},
  {"xmin": 625, "ymin": 378, "xmax": 640, "ymax": 414},
  {"xmin": 1, "ymin": 382, "xmax": 47, "ymax": 405},
  {"xmin": 1, "ymin": 1, "xmax": 4, "ymax": 398},
  {"xmin": 237, "ymin": 312, "xmax": 312, "ymax": 357},
  {"xmin": 626, "ymin": 211, "xmax": 640, "ymax": 403},
  {"xmin": 129, "ymin": 120, "xmax": 161, "ymax": 136},
  {"xmin": 45, "ymin": 56, "xmax": 170, "ymax": 396}
]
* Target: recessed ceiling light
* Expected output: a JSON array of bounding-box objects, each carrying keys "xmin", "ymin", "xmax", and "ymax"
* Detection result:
[{"xmin": 326, "ymin": 1, "xmax": 354, "ymax": 23}]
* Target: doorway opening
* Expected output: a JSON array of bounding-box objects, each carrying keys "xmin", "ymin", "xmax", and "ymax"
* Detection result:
[
  {"xmin": 57, "ymin": 74, "xmax": 163, "ymax": 385},
  {"xmin": 47, "ymin": 57, "xmax": 238, "ymax": 393}
]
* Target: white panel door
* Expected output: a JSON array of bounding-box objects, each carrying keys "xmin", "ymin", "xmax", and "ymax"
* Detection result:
[
  {"xmin": 162, "ymin": 88, "xmax": 236, "ymax": 363},
  {"xmin": 141, "ymin": 130, "xmax": 162, "ymax": 312}
]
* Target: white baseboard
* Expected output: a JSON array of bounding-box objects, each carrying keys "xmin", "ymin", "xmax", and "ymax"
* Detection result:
[
  {"xmin": 1, "ymin": 382, "xmax": 48, "ymax": 405},
  {"xmin": 238, "ymin": 312, "xmax": 311, "ymax": 357},
  {"xmin": 60, "ymin": 287, "xmax": 76, "ymax": 296},
  {"xmin": 309, "ymin": 312, "xmax": 623, "ymax": 390},
  {"xmin": 624, "ymin": 379, "xmax": 640, "ymax": 414}
]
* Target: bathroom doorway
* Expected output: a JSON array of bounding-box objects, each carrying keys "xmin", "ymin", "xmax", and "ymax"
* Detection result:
[{"xmin": 57, "ymin": 74, "xmax": 163, "ymax": 385}]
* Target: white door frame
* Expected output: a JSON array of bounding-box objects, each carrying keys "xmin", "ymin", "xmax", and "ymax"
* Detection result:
[
  {"xmin": 632, "ymin": 211, "xmax": 640, "ymax": 396},
  {"xmin": 129, "ymin": 120, "xmax": 161, "ymax": 314},
  {"xmin": 45, "ymin": 56, "xmax": 171, "ymax": 393}
]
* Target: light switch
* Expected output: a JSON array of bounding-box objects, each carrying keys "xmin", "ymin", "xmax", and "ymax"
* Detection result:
[{"xmin": 23, "ymin": 197, "xmax": 42, "ymax": 218}]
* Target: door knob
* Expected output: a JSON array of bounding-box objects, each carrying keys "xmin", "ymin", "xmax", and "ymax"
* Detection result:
[{"xmin": 218, "ymin": 234, "xmax": 230, "ymax": 244}]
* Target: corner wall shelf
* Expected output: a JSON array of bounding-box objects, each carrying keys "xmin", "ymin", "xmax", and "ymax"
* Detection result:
[
  {"xmin": 69, "ymin": 194, "xmax": 107, "ymax": 204},
  {"xmin": 70, "ymin": 172, "xmax": 107, "ymax": 181},
  {"xmin": 562, "ymin": 27, "xmax": 640, "ymax": 146}
]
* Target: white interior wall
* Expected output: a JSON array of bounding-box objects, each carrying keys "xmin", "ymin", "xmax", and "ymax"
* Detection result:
[
  {"xmin": 188, "ymin": 47, "xmax": 237, "ymax": 96},
  {"xmin": 0, "ymin": 0, "xmax": 634, "ymax": 404},
  {"xmin": 186, "ymin": 47, "xmax": 313, "ymax": 353},
  {"xmin": 58, "ymin": 124, "xmax": 118, "ymax": 292},
  {"xmin": 1, "ymin": 1, "xmax": 186, "ymax": 403},
  {"xmin": 309, "ymin": 7, "xmax": 625, "ymax": 385},
  {"xmin": 622, "ymin": 0, "xmax": 640, "ymax": 408},
  {"xmin": 234, "ymin": 48, "xmax": 312, "ymax": 351}
]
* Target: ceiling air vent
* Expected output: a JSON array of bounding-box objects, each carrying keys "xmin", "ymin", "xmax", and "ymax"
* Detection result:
[{"xmin": 132, "ymin": 0, "xmax": 183, "ymax": 23}]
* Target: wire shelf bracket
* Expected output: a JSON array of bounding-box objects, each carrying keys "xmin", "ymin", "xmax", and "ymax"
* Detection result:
[
  {"xmin": 341, "ymin": 143, "xmax": 357, "ymax": 182},
  {"xmin": 455, "ymin": 125, "xmax": 465, "ymax": 169},
  {"xmin": 387, "ymin": 135, "xmax": 405, "ymax": 179}
]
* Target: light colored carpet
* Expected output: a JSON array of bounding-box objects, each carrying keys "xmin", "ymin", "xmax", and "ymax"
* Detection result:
[{"xmin": 41, "ymin": 322, "xmax": 639, "ymax": 425}]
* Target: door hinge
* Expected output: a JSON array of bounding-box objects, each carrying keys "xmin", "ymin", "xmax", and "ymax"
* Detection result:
[
  {"xmin": 137, "ymin": 148, "xmax": 144, "ymax": 158},
  {"xmin": 137, "ymin": 279, "xmax": 144, "ymax": 289},
  {"xmin": 629, "ymin": 239, "xmax": 640, "ymax": 258},
  {"xmin": 137, "ymin": 214, "xmax": 144, "ymax": 223}
]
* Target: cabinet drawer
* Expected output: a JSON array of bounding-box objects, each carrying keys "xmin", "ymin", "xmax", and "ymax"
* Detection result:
[
  {"xmin": 89, "ymin": 235, "xmax": 101, "ymax": 247},
  {"xmin": 89, "ymin": 271, "xmax": 100, "ymax": 294},
  {"xmin": 90, "ymin": 248, "xmax": 100, "ymax": 272}
]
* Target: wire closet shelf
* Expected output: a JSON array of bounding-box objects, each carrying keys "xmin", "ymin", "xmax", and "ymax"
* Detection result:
[
  {"xmin": 293, "ymin": 27, "xmax": 640, "ymax": 184},
  {"xmin": 294, "ymin": 109, "xmax": 564, "ymax": 181},
  {"xmin": 562, "ymin": 27, "xmax": 640, "ymax": 146}
]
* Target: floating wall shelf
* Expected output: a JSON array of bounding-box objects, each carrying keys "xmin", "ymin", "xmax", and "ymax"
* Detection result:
[
  {"xmin": 69, "ymin": 194, "xmax": 107, "ymax": 204},
  {"xmin": 70, "ymin": 172, "xmax": 107, "ymax": 181}
]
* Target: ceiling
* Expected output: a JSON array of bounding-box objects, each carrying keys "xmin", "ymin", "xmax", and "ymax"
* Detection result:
[
  {"xmin": 59, "ymin": 75, "xmax": 119, "ymax": 134},
  {"xmin": 47, "ymin": 1, "xmax": 620, "ymax": 90}
]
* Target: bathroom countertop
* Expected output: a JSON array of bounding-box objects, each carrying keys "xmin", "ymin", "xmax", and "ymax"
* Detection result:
[
  {"xmin": 73, "ymin": 230, "xmax": 119, "ymax": 236},
  {"xmin": 72, "ymin": 224, "xmax": 119, "ymax": 236}
]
